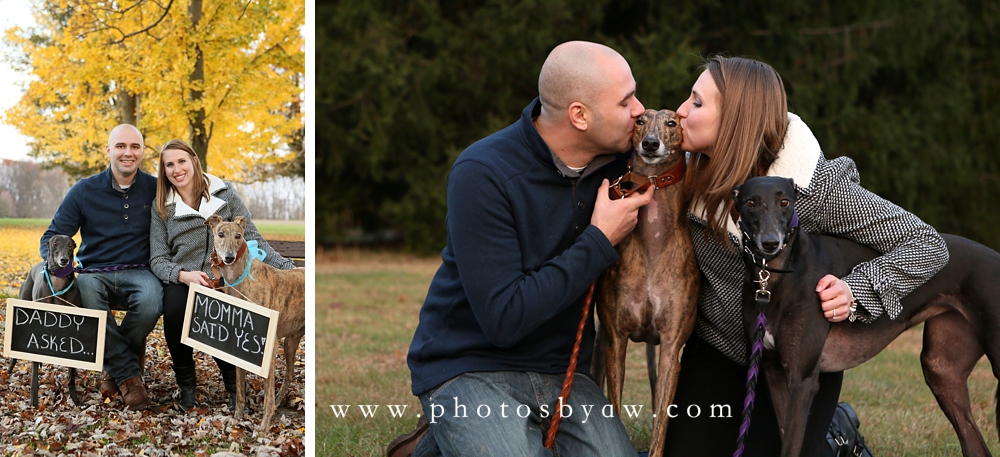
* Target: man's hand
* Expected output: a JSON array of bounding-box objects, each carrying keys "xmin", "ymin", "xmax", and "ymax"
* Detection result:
[{"xmin": 591, "ymin": 178, "xmax": 654, "ymax": 246}]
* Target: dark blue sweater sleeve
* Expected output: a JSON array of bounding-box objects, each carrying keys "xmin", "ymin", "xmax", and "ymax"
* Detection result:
[
  {"xmin": 447, "ymin": 160, "xmax": 619, "ymax": 348},
  {"xmin": 40, "ymin": 185, "xmax": 83, "ymax": 261}
]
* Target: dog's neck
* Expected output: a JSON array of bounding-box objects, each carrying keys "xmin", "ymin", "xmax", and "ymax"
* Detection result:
[
  {"xmin": 212, "ymin": 241, "xmax": 250, "ymax": 287},
  {"xmin": 47, "ymin": 261, "xmax": 75, "ymax": 279}
]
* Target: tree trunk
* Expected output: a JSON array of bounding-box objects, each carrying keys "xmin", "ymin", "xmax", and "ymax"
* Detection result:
[
  {"xmin": 188, "ymin": 0, "xmax": 209, "ymax": 171},
  {"xmin": 118, "ymin": 89, "xmax": 138, "ymax": 126}
]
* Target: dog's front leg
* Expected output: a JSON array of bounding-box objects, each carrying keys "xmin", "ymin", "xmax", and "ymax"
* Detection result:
[
  {"xmin": 29, "ymin": 362, "xmax": 40, "ymax": 407},
  {"xmin": 259, "ymin": 357, "xmax": 277, "ymax": 432},
  {"xmin": 604, "ymin": 329, "xmax": 629, "ymax": 416}
]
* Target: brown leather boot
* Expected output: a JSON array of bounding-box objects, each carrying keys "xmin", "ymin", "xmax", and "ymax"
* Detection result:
[
  {"xmin": 118, "ymin": 376, "xmax": 150, "ymax": 410},
  {"xmin": 386, "ymin": 416, "xmax": 429, "ymax": 457},
  {"xmin": 100, "ymin": 371, "xmax": 119, "ymax": 399}
]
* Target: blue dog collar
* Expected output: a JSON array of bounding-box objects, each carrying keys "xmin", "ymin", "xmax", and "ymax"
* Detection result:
[{"xmin": 223, "ymin": 240, "xmax": 267, "ymax": 287}]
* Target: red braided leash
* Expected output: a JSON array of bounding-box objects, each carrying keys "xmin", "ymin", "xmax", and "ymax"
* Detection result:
[{"xmin": 544, "ymin": 282, "xmax": 596, "ymax": 449}]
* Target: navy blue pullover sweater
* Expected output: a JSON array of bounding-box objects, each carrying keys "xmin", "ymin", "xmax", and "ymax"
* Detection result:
[
  {"xmin": 408, "ymin": 99, "xmax": 631, "ymax": 395},
  {"xmin": 41, "ymin": 167, "xmax": 157, "ymax": 270}
]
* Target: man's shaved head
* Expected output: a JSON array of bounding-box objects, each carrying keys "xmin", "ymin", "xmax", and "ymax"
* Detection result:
[
  {"xmin": 538, "ymin": 41, "xmax": 627, "ymax": 120},
  {"xmin": 108, "ymin": 124, "xmax": 143, "ymax": 147}
]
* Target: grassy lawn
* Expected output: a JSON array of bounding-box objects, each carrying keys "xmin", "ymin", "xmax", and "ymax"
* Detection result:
[
  {"xmin": 316, "ymin": 249, "xmax": 1000, "ymax": 457},
  {"xmin": 0, "ymin": 217, "xmax": 303, "ymax": 239}
]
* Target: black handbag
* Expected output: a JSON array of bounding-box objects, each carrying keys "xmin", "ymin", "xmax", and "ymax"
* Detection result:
[{"xmin": 827, "ymin": 402, "xmax": 875, "ymax": 457}]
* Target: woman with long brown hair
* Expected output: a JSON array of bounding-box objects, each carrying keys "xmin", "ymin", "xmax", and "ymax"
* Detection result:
[
  {"xmin": 149, "ymin": 139, "xmax": 296, "ymax": 411},
  {"xmin": 661, "ymin": 56, "xmax": 949, "ymax": 455}
]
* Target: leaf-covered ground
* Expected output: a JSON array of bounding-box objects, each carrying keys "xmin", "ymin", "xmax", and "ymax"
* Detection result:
[{"xmin": 0, "ymin": 307, "xmax": 305, "ymax": 456}]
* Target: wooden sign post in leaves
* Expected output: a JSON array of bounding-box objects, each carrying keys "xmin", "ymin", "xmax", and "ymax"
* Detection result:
[
  {"xmin": 181, "ymin": 284, "xmax": 279, "ymax": 377},
  {"xmin": 3, "ymin": 299, "xmax": 106, "ymax": 371}
]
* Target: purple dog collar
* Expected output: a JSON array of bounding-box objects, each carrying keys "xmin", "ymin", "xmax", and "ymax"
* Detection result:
[{"xmin": 50, "ymin": 263, "xmax": 75, "ymax": 278}]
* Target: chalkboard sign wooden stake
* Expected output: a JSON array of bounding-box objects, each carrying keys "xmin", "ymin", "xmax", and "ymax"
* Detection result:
[
  {"xmin": 180, "ymin": 284, "xmax": 280, "ymax": 378},
  {"xmin": 3, "ymin": 299, "xmax": 107, "ymax": 372}
]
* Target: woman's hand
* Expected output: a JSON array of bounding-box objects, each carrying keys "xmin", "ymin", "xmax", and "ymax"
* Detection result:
[
  {"xmin": 178, "ymin": 270, "xmax": 212, "ymax": 287},
  {"xmin": 816, "ymin": 275, "xmax": 854, "ymax": 322}
]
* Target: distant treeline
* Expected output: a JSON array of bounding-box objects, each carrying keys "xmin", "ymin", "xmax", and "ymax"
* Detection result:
[
  {"xmin": 0, "ymin": 160, "xmax": 304, "ymax": 220},
  {"xmin": 318, "ymin": 0, "xmax": 1000, "ymax": 253}
]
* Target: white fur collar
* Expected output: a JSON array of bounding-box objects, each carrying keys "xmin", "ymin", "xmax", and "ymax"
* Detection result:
[
  {"xmin": 690, "ymin": 112, "xmax": 822, "ymax": 241},
  {"xmin": 168, "ymin": 173, "xmax": 228, "ymax": 219}
]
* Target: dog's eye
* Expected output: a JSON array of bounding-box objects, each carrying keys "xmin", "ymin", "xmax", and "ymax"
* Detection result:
[
  {"xmin": 745, "ymin": 200, "xmax": 755, "ymax": 208},
  {"xmin": 780, "ymin": 199, "xmax": 790, "ymax": 208},
  {"xmin": 236, "ymin": 234, "xmax": 242, "ymax": 239},
  {"xmin": 636, "ymin": 119, "xmax": 645, "ymax": 126},
  {"xmin": 667, "ymin": 121, "xmax": 676, "ymax": 127}
]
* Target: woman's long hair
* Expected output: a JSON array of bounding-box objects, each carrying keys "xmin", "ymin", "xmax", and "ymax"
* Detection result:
[
  {"xmin": 684, "ymin": 56, "xmax": 789, "ymax": 243},
  {"xmin": 155, "ymin": 139, "xmax": 211, "ymax": 220}
]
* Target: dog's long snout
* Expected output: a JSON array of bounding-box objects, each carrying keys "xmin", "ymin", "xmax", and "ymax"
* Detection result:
[
  {"xmin": 57, "ymin": 256, "xmax": 71, "ymax": 268},
  {"xmin": 760, "ymin": 237, "xmax": 781, "ymax": 254},
  {"xmin": 641, "ymin": 136, "xmax": 660, "ymax": 152},
  {"xmin": 224, "ymin": 255, "xmax": 236, "ymax": 264}
]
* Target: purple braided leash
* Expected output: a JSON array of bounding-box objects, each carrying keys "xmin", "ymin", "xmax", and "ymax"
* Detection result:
[
  {"xmin": 734, "ymin": 298, "xmax": 768, "ymax": 457},
  {"xmin": 75, "ymin": 264, "xmax": 147, "ymax": 274}
]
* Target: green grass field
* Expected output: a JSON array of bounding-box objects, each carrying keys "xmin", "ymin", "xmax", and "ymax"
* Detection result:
[
  {"xmin": 316, "ymin": 250, "xmax": 1000, "ymax": 457},
  {"xmin": 0, "ymin": 217, "xmax": 304, "ymax": 239}
]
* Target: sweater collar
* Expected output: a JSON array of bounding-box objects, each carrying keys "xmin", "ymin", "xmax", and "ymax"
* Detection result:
[
  {"xmin": 168, "ymin": 173, "xmax": 228, "ymax": 218},
  {"xmin": 691, "ymin": 112, "xmax": 823, "ymax": 242},
  {"xmin": 520, "ymin": 98, "xmax": 619, "ymax": 179}
]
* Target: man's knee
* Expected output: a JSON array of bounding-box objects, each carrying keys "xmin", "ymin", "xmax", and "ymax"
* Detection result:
[{"xmin": 76, "ymin": 275, "xmax": 112, "ymax": 311}]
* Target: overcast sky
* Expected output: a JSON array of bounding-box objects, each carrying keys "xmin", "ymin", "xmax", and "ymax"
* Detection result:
[{"xmin": 0, "ymin": 0, "xmax": 36, "ymax": 162}]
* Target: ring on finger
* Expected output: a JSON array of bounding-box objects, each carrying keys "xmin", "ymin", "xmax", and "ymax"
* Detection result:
[{"xmin": 833, "ymin": 309, "xmax": 837, "ymax": 319}]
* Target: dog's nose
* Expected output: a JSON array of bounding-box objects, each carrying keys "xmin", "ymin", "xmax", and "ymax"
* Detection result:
[
  {"xmin": 225, "ymin": 255, "xmax": 236, "ymax": 264},
  {"xmin": 761, "ymin": 239, "xmax": 780, "ymax": 253},
  {"xmin": 641, "ymin": 137, "xmax": 660, "ymax": 152}
]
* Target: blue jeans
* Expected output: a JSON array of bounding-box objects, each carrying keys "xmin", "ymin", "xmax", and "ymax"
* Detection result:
[
  {"xmin": 76, "ymin": 270, "xmax": 162, "ymax": 383},
  {"xmin": 414, "ymin": 371, "xmax": 636, "ymax": 457}
]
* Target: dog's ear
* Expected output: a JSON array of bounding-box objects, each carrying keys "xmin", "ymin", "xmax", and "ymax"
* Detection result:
[
  {"xmin": 234, "ymin": 216, "xmax": 247, "ymax": 232},
  {"xmin": 732, "ymin": 185, "xmax": 742, "ymax": 202},
  {"xmin": 205, "ymin": 214, "xmax": 222, "ymax": 228},
  {"xmin": 786, "ymin": 178, "xmax": 795, "ymax": 190}
]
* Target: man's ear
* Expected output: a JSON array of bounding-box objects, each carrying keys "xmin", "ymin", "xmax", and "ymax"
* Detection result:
[{"xmin": 567, "ymin": 101, "xmax": 590, "ymax": 131}]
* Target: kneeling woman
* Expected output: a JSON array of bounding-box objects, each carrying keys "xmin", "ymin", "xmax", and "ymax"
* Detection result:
[{"xmin": 149, "ymin": 139, "xmax": 296, "ymax": 411}]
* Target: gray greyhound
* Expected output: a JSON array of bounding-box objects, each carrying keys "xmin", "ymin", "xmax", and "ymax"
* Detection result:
[
  {"xmin": 734, "ymin": 176, "xmax": 1000, "ymax": 457},
  {"xmin": 11, "ymin": 235, "xmax": 82, "ymax": 406}
]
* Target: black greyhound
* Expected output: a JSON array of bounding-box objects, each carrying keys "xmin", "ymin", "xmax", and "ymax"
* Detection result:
[
  {"xmin": 734, "ymin": 176, "xmax": 1000, "ymax": 457},
  {"xmin": 12, "ymin": 235, "xmax": 82, "ymax": 407}
]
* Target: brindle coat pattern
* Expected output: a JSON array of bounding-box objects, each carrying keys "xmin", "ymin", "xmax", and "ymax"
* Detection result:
[
  {"xmin": 15, "ymin": 235, "xmax": 82, "ymax": 406},
  {"xmin": 206, "ymin": 215, "xmax": 305, "ymax": 432},
  {"xmin": 736, "ymin": 176, "xmax": 1000, "ymax": 457},
  {"xmin": 594, "ymin": 109, "xmax": 700, "ymax": 457}
]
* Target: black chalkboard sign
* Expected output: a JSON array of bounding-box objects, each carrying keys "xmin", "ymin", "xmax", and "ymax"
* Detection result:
[
  {"xmin": 3, "ymin": 299, "xmax": 106, "ymax": 371},
  {"xmin": 180, "ymin": 284, "xmax": 279, "ymax": 377}
]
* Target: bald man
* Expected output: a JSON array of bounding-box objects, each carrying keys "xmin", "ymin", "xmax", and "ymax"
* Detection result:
[
  {"xmin": 41, "ymin": 124, "xmax": 162, "ymax": 410},
  {"xmin": 399, "ymin": 41, "xmax": 651, "ymax": 456}
]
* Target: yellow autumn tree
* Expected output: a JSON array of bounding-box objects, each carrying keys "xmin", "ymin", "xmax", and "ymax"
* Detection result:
[{"xmin": 3, "ymin": 0, "xmax": 304, "ymax": 180}]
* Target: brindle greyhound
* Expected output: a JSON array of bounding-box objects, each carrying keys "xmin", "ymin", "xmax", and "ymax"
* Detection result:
[
  {"xmin": 593, "ymin": 109, "xmax": 700, "ymax": 457},
  {"xmin": 206, "ymin": 215, "xmax": 306, "ymax": 432},
  {"xmin": 12, "ymin": 235, "xmax": 82, "ymax": 407},
  {"xmin": 735, "ymin": 176, "xmax": 1000, "ymax": 457}
]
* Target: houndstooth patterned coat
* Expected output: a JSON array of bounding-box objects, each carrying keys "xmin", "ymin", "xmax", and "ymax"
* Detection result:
[{"xmin": 689, "ymin": 113, "xmax": 949, "ymax": 365}]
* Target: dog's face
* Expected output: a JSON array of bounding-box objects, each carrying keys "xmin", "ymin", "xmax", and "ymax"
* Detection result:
[
  {"xmin": 206, "ymin": 215, "xmax": 249, "ymax": 265},
  {"xmin": 632, "ymin": 109, "xmax": 683, "ymax": 165},
  {"xmin": 46, "ymin": 235, "xmax": 76, "ymax": 269},
  {"xmin": 733, "ymin": 176, "xmax": 797, "ymax": 258}
]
